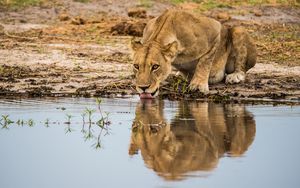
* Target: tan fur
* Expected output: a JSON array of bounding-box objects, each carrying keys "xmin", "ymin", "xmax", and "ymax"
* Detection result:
[
  {"xmin": 131, "ymin": 10, "xmax": 256, "ymax": 95},
  {"xmin": 129, "ymin": 100, "xmax": 256, "ymax": 180}
]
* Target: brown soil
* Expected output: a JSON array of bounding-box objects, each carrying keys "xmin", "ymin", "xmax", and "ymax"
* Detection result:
[{"xmin": 0, "ymin": 0, "xmax": 299, "ymax": 103}]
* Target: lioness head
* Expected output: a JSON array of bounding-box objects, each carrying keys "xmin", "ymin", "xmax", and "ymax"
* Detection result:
[{"xmin": 131, "ymin": 40, "xmax": 178, "ymax": 99}]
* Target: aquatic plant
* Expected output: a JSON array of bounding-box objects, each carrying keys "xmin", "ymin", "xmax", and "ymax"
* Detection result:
[
  {"xmin": 1, "ymin": 115, "xmax": 14, "ymax": 124},
  {"xmin": 16, "ymin": 119, "xmax": 22, "ymax": 126},
  {"xmin": 95, "ymin": 97, "xmax": 102, "ymax": 105},
  {"xmin": 84, "ymin": 124, "xmax": 94, "ymax": 141},
  {"xmin": 64, "ymin": 114, "xmax": 73, "ymax": 133},
  {"xmin": 65, "ymin": 114, "xmax": 73, "ymax": 125},
  {"xmin": 20, "ymin": 119, "xmax": 25, "ymax": 126},
  {"xmin": 0, "ymin": 99, "xmax": 113, "ymax": 150},
  {"xmin": 0, "ymin": 115, "xmax": 14, "ymax": 129},
  {"xmin": 90, "ymin": 98, "xmax": 112, "ymax": 149},
  {"xmin": 85, "ymin": 107, "xmax": 95, "ymax": 125},
  {"xmin": 96, "ymin": 118, "xmax": 105, "ymax": 128},
  {"xmin": 93, "ymin": 133, "xmax": 102, "ymax": 149},
  {"xmin": 44, "ymin": 118, "xmax": 50, "ymax": 127},
  {"xmin": 81, "ymin": 112, "xmax": 86, "ymax": 124},
  {"xmin": 94, "ymin": 141, "xmax": 101, "ymax": 149},
  {"xmin": 95, "ymin": 98, "xmax": 111, "ymax": 127},
  {"xmin": 81, "ymin": 112, "xmax": 87, "ymax": 133},
  {"xmin": 96, "ymin": 97, "xmax": 103, "ymax": 117},
  {"xmin": 65, "ymin": 124, "xmax": 72, "ymax": 133},
  {"xmin": 28, "ymin": 119, "xmax": 34, "ymax": 127}
]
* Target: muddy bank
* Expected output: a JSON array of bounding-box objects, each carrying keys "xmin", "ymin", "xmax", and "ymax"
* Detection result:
[{"xmin": 0, "ymin": 0, "xmax": 299, "ymax": 103}]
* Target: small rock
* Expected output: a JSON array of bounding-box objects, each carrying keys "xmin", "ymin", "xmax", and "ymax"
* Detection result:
[
  {"xmin": 19, "ymin": 19, "xmax": 27, "ymax": 23},
  {"xmin": 253, "ymin": 10, "xmax": 263, "ymax": 17},
  {"xmin": 128, "ymin": 21, "xmax": 147, "ymax": 36},
  {"xmin": 216, "ymin": 12, "xmax": 231, "ymax": 21},
  {"xmin": 178, "ymin": 2, "xmax": 199, "ymax": 11},
  {"xmin": 128, "ymin": 7, "xmax": 147, "ymax": 18},
  {"xmin": 58, "ymin": 13, "xmax": 70, "ymax": 21},
  {"xmin": 111, "ymin": 20, "xmax": 146, "ymax": 37},
  {"xmin": 71, "ymin": 17, "xmax": 86, "ymax": 25}
]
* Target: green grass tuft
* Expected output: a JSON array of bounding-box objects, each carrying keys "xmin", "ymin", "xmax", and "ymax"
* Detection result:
[
  {"xmin": 167, "ymin": 0, "xmax": 299, "ymax": 8},
  {"xmin": 0, "ymin": 0, "xmax": 43, "ymax": 8},
  {"xmin": 138, "ymin": 0, "xmax": 153, "ymax": 8}
]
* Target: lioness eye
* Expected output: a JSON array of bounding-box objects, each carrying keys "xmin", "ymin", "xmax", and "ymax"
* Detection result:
[
  {"xmin": 152, "ymin": 64, "xmax": 160, "ymax": 71},
  {"xmin": 133, "ymin": 64, "xmax": 139, "ymax": 70}
]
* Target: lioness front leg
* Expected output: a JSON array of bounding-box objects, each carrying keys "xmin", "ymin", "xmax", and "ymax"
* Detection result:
[
  {"xmin": 189, "ymin": 58, "xmax": 212, "ymax": 93},
  {"xmin": 226, "ymin": 27, "xmax": 248, "ymax": 84},
  {"xmin": 189, "ymin": 36, "xmax": 220, "ymax": 93}
]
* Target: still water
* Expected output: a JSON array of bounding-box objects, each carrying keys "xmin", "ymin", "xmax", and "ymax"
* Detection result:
[{"xmin": 0, "ymin": 98, "xmax": 300, "ymax": 188}]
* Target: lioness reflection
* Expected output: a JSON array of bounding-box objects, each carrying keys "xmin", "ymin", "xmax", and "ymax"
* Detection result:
[{"xmin": 129, "ymin": 100, "xmax": 256, "ymax": 180}]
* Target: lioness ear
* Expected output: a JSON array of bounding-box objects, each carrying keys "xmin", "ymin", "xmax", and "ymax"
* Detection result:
[
  {"xmin": 131, "ymin": 38, "xmax": 143, "ymax": 51},
  {"xmin": 163, "ymin": 41, "xmax": 178, "ymax": 60}
]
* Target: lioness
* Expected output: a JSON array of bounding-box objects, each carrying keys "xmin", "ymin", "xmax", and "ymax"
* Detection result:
[{"xmin": 131, "ymin": 10, "xmax": 256, "ymax": 99}]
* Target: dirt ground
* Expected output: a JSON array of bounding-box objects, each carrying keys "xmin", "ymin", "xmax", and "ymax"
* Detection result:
[{"xmin": 0, "ymin": 0, "xmax": 299, "ymax": 103}]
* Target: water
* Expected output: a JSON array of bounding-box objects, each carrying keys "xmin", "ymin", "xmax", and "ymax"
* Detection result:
[{"xmin": 0, "ymin": 98, "xmax": 300, "ymax": 188}]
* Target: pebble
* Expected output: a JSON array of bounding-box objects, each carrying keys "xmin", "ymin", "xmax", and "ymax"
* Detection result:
[
  {"xmin": 58, "ymin": 13, "xmax": 70, "ymax": 21},
  {"xmin": 127, "ymin": 7, "xmax": 147, "ymax": 18},
  {"xmin": 253, "ymin": 10, "xmax": 263, "ymax": 17},
  {"xmin": 216, "ymin": 12, "xmax": 231, "ymax": 21}
]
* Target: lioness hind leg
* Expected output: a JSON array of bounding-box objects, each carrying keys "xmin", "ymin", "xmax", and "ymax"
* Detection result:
[{"xmin": 225, "ymin": 26, "xmax": 249, "ymax": 84}]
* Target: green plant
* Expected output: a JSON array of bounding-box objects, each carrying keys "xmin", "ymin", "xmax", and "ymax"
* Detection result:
[
  {"xmin": 81, "ymin": 112, "xmax": 86, "ymax": 123},
  {"xmin": 85, "ymin": 107, "xmax": 95, "ymax": 125},
  {"xmin": 65, "ymin": 124, "xmax": 72, "ymax": 133},
  {"xmin": 16, "ymin": 119, "xmax": 21, "ymax": 126},
  {"xmin": 199, "ymin": 0, "xmax": 230, "ymax": 11},
  {"xmin": 138, "ymin": 0, "xmax": 153, "ymax": 8},
  {"xmin": 171, "ymin": 76, "xmax": 189, "ymax": 94},
  {"xmin": 0, "ymin": 0, "xmax": 43, "ymax": 9},
  {"xmin": 96, "ymin": 97, "xmax": 103, "ymax": 117},
  {"xmin": 1, "ymin": 114, "xmax": 14, "ymax": 128},
  {"xmin": 28, "ymin": 119, "xmax": 34, "ymax": 127},
  {"xmin": 44, "ymin": 118, "xmax": 49, "ymax": 127},
  {"xmin": 80, "ymin": 112, "xmax": 87, "ymax": 133},
  {"xmin": 0, "ymin": 100, "xmax": 114, "ymax": 150},
  {"xmin": 84, "ymin": 124, "xmax": 94, "ymax": 140},
  {"xmin": 169, "ymin": 0, "xmax": 185, "ymax": 4},
  {"xmin": 1, "ymin": 115, "xmax": 13, "ymax": 123},
  {"xmin": 65, "ymin": 114, "xmax": 73, "ymax": 125},
  {"xmin": 93, "ymin": 131, "xmax": 102, "ymax": 149}
]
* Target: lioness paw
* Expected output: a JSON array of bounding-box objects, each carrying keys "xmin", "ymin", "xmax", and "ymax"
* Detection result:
[
  {"xmin": 189, "ymin": 81, "xmax": 209, "ymax": 94},
  {"xmin": 226, "ymin": 72, "xmax": 245, "ymax": 84}
]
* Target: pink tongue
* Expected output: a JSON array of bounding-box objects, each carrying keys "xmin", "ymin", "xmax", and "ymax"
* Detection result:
[{"xmin": 139, "ymin": 93, "xmax": 154, "ymax": 99}]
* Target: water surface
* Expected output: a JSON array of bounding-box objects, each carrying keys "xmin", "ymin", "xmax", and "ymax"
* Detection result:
[{"xmin": 0, "ymin": 98, "xmax": 300, "ymax": 188}]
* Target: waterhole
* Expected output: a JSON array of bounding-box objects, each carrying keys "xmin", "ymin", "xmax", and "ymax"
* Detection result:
[{"xmin": 0, "ymin": 98, "xmax": 299, "ymax": 188}]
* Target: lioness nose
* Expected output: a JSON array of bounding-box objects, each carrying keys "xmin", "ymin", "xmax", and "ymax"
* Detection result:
[{"xmin": 139, "ymin": 86, "xmax": 150, "ymax": 92}]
